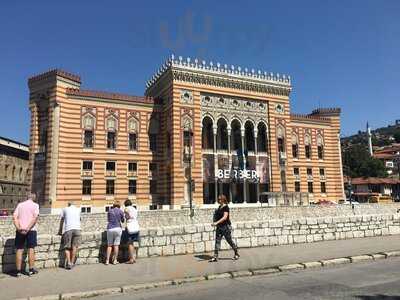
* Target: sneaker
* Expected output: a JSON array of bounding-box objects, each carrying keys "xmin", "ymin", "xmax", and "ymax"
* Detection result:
[
  {"xmin": 209, "ymin": 257, "xmax": 218, "ymax": 263},
  {"xmin": 233, "ymin": 254, "xmax": 240, "ymax": 260},
  {"xmin": 28, "ymin": 268, "xmax": 39, "ymax": 276},
  {"xmin": 14, "ymin": 270, "xmax": 23, "ymax": 277},
  {"xmin": 65, "ymin": 264, "xmax": 72, "ymax": 270}
]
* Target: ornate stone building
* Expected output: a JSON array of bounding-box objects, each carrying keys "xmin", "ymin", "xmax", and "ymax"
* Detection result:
[
  {"xmin": 28, "ymin": 56, "xmax": 345, "ymax": 213},
  {"xmin": 0, "ymin": 136, "xmax": 29, "ymax": 212}
]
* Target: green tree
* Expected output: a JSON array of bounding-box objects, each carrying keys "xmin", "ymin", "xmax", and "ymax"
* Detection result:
[
  {"xmin": 393, "ymin": 130, "xmax": 400, "ymax": 143},
  {"xmin": 342, "ymin": 143, "xmax": 387, "ymax": 178}
]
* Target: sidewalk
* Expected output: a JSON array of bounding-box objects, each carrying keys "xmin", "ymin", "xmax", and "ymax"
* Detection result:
[{"xmin": 2, "ymin": 235, "xmax": 400, "ymax": 300}]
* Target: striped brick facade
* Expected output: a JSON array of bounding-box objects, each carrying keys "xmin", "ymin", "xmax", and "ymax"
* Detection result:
[{"xmin": 27, "ymin": 57, "xmax": 344, "ymax": 213}]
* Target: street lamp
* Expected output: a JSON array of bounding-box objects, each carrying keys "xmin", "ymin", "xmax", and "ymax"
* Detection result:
[{"xmin": 183, "ymin": 131, "xmax": 194, "ymax": 218}]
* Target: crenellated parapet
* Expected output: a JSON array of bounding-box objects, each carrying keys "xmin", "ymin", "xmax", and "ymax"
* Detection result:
[
  {"xmin": 310, "ymin": 108, "xmax": 341, "ymax": 116},
  {"xmin": 146, "ymin": 54, "xmax": 292, "ymax": 96}
]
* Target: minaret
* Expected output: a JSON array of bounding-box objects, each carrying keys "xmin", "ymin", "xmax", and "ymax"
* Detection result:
[{"xmin": 367, "ymin": 122, "xmax": 373, "ymax": 156}]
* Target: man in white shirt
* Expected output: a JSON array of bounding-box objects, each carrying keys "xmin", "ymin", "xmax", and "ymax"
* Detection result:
[{"xmin": 60, "ymin": 202, "xmax": 81, "ymax": 269}]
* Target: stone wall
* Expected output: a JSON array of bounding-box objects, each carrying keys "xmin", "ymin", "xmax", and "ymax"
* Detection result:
[
  {"xmin": 2, "ymin": 203, "xmax": 400, "ymax": 238},
  {"xmin": 2, "ymin": 205, "xmax": 400, "ymax": 273}
]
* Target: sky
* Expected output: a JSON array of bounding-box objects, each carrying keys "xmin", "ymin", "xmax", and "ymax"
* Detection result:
[{"xmin": 0, "ymin": 0, "xmax": 399, "ymax": 144}]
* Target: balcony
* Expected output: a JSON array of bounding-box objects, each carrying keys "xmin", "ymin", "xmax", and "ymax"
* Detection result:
[
  {"xmin": 294, "ymin": 174, "xmax": 300, "ymax": 181},
  {"xmin": 307, "ymin": 174, "xmax": 313, "ymax": 181},
  {"xmin": 320, "ymin": 174, "xmax": 326, "ymax": 181}
]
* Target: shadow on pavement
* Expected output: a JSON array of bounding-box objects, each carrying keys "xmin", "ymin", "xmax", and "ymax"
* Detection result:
[
  {"xmin": 356, "ymin": 295, "xmax": 400, "ymax": 300},
  {"xmin": 194, "ymin": 254, "xmax": 213, "ymax": 261}
]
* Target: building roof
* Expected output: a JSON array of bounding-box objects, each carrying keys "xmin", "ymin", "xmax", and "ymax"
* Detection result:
[
  {"xmin": 374, "ymin": 144, "xmax": 400, "ymax": 155},
  {"xmin": 348, "ymin": 177, "xmax": 400, "ymax": 185},
  {"xmin": 290, "ymin": 113, "xmax": 331, "ymax": 123},
  {"xmin": 0, "ymin": 136, "xmax": 29, "ymax": 150},
  {"xmin": 145, "ymin": 54, "xmax": 292, "ymax": 94},
  {"xmin": 373, "ymin": 153, "xmax": 395, "ymax": 159},
  {"xmin": 28, "ymin": 69, "xmax": 81, "ymax": 85},
  {"xmin": 66, "ymin": 88, "xmax": 162, "ymax": 105},
  {"xmin": 311, "ymin": 108, "xmax": 341, "ymax": 115}
]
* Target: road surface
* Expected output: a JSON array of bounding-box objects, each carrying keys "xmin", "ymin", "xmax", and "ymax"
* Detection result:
[{"xmin": 96, "ymin": 257, "xmax": 400, "ymax": 300}]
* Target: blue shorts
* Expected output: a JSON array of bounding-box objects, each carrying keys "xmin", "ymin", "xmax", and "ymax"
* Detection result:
[
  {"xmin": 123, "ymin": 229, "xmax": 140, "ymax": 244},
  {"xmin": 15, "ymin": 230, "xmax": 37, "ymax": 249}
]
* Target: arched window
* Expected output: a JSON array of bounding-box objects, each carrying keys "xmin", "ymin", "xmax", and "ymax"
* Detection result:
[
  {"xmin": 257, "ymin": 122, "xmax": 268, "ymax": 153},
  {"xmin": 216, "ymin": 118, "xmax": 228, "ymax": 150},
  {"xmin": 244, "ymin": 121, "xmax": 255, "ymax": 152},
  {"xmin": 182, "ymin": 115, "xmax": 193, "ymax": 161},
  {"xmin": 12, "ymin": 166, "xmax": 15, "ymax": 181},
  {"xmin": 19, "ymin": 167, "xmax": 23, "ymax": 181},
  {"xmin": 292, "ymin": 133, "xmax": 299, "ymax": 159},
  {"xmin": 317, "ymin": 135, "xmax": 324, "ymax": 159},
  {"xmin": 83, "ymin": 114, "xmax": 95, "ymax": 149},
  {"xmin": 83, "ymin": 114, "xmax": 95, "ymax": 129},
  {"xmin": 277, "ymin": 125, "xmax": 285, "ymax": 153},
  {"xmin": 202, "ymin": 117, "xmax": 214, "ymax": 150},
  {"xmin": 231, "ymin": 119, "xmax": 242, "ymax": 152},
  {"xmin": 127, "ymin": 118, "xmax": 138, "ymax": 151},
  {"xmin": 304, "ymin": 134, "xmax": 311, "ymax": 159},
  {"xmin": 106, "ymin": 116, "xmax": 117, "ymax": 150}
]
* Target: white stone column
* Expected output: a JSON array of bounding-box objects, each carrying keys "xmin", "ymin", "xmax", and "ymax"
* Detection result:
[
  {"xmin": 254, "ymin": 129, "xmax": 259, "ymax": 203},
  {"xmin": 213, "ymin": 126, "xmax": 218, "ymax": 203},
  {"xmin": 49, "ymin": 101, "xmax": 60, "ymax": 209},
  {"xmin": 241, "ymin": 127, "xmax": 247, "ymax": 203},
  {"xmin": 227, "ymin": 126, "xmax": 232, "ymax": 202}
]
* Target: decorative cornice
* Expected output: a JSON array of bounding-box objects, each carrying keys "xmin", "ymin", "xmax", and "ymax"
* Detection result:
[
  {"xmin": 28, "ymin": 69, "xmax": 81, "ymax": 86},
  {"xmin": 146, "ymin": 55, "xmax": 292, "ymax": 96},
  {"xmin": 66, "ymin": 88, "xmax": 162, "ymax": 105},
  {"xmin": 290, "ymin": 113, "xmax": 331, "ymax": 124},
  {"xmin": 310, "ymin": 108, "xmax": 341, "ymax": 116}
]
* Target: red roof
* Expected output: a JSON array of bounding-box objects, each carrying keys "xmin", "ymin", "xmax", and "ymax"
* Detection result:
[
  {"xmin": 66, "ymin": 88, "xmax": 162, "ymax": 105},
  {"xmin": 349, "ymin": 177, "xmax": 400, "ymax": 185},
  {"xmin": 374, "ymin": 144, "xmax": 400, "ymax": 155},
  {"xmin": 374, "ymin": 153, "xmax": 395, "ymax": 159}
]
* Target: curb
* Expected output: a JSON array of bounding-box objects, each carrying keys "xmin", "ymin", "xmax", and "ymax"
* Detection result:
[{"xmin": 21, "ymin": 249, "xmax": 400, "ymax": 300}]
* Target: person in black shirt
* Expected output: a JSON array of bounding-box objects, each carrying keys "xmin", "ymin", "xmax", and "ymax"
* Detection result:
[{"xmin": 209, "ymin": 195, "xmax": 239, "ymax": 262}]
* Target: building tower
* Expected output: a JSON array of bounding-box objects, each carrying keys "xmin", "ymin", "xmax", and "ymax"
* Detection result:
[{"xmin": 367, "ymin": 122, "xmax": 373, "ymax": 156}]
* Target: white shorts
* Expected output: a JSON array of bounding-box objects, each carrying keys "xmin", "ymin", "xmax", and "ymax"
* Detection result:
[{"xmin": 107, "ymin": 227, "xmax": 123, "ymax": 246}]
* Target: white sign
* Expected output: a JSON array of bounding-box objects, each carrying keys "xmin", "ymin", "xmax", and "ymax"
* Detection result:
[{"xmin": 216, "ymin": 169, "xmax": 259, "ymax": 180}]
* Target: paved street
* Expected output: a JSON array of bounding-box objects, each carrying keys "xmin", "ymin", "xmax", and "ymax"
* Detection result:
[
  {"xmin": 96, "ymin": 257, "xmax": 400, "ymax": 300},
  {"xmin": 2, "ymin": 235, "xmax": 400, "ymax": 299}
]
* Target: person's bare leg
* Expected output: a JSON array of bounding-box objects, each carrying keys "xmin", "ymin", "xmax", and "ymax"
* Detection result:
[
  {"xmin": 128, "ymin": 244, "xmax": 135, "ymax": 263},
  {"xmin": 15, "ymin": 249, "xmax": 23, "ymax": 271},
  {"xmin": 65, "ymin": 249, "xmax": 71, "ymax": 266},
  {"xmin": 112, "ymin": 245, "xmax": 119, "ymax": 263},
  {"xmin": 28, "ymin": 248, "xmax": 35, "ymax": 269},
  {"xmin": 105, "ymin": 246, "xmax": 112, "ymax": 264},
  {"xmin": 134, "ymin": 246, "xmax": 138, "ymax": 261},
  {"xmin": 71, "ymin": 246, "xmax": 78, "ymax": 265}
]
